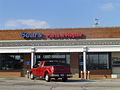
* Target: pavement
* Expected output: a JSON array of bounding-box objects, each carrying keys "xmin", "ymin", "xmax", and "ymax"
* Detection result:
[{"xmin": 0, "ymin": 77, "xmax": 120, "ymax": 90}]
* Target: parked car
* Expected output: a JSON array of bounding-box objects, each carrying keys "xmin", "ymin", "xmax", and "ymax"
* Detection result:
[{"xmin": 30, "ymin": 61, "xmax": 72, "ymax": 82}]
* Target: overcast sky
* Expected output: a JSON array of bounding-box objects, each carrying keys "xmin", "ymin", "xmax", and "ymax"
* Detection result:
[{"xmin": 0, "ymin": 0, "xmax": 120, "ymax": 29}]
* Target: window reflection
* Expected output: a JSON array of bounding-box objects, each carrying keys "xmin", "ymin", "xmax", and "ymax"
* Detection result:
[
  {"xmin": 79, "ymin": 52, "xmax": 110, "ymax": 70},
  {"xmin": 35, "ymin": 53, "xmax": 70, "ymax": 65},
  {"xmin": 0, "ymin": 54, "xmax": 23, "ymax": 70}
]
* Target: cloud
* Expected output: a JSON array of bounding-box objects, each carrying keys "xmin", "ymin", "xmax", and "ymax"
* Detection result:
[
  {"xmin": 100, "ymin": 3, "xmax": 114, "ymax": 11},
  {"xmin": 4, "ymin": 19, "xmax": 50, "ymax": 29}
]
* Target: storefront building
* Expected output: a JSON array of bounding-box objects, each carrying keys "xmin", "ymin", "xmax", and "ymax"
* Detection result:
[{"xmin": 0, "ymin": 27, "xmax": 120, "ymax": 79}]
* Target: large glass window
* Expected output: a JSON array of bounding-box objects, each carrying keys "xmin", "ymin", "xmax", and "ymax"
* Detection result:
[
  {"xmin": 79, "ymin": 52, "xmax": 110, "ymax": 70},
  {"xmin": 87, "ymin": 53, "xmax": 99, "ymax": 70},
  {"xmin": 35, "ymin": 53, "xmax": 70, "ymax": 65},
  {"xmin": 86, "ymin": 53, "xmax": 110, "ymax": 70},
  {"xmin": 0, "ymin": 54, "xmax": 24, "ymax": 70}
]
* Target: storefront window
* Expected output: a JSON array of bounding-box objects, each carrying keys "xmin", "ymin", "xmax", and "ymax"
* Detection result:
[
  {"xmin": 0, "ymin": 54, "xmax": 23, "ymax": 70},
  {"xmin": 86, "ymin": 53, "xmax": 110, "ymax": 70},
  {"xmin": 87, "ymin": 53, "xmax": 99, "ymax": 70},
  {"xmin": 35, "ymin": 53, "xmax": 70, "ymax": 65},
  {"xmin": 79, "ymin": 52, "xmax": 110, "ymax": 70}
]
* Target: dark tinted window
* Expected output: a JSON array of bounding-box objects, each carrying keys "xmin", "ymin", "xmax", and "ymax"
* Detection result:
[
  {"xmin": 44, "ymin": 62, "xmax": 67, "ymax": 66},
  {"xmin": 79, "ymin": 52, "xmax": 110, "ymax": 70},
  {"xmin": 86, "ymin": 53, "xmax": 110, "ymax": 70},
  {"xmin": 0, "ymin": 54, "xmax": 23, "ymax": 70}
]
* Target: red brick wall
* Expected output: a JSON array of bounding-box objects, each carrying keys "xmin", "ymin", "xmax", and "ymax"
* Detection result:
[
  {"xmin": 70, "ymin": 52, "xmax": 79, "ymax": 74},
  {"xmin": 90, "ymin": 70, "xmax": 112, "ymax": 79},
  {"xmin": 22, "ymin": 53, "xmax": 31, "ymax": 76},
  {"xmin": 80, "ymin": 70, "xmax": 112, "ymax": 79},
  {"xmin": 0, "ymin": 27, "xmax": 120, "ymax": 40},
  {"xmin": 0, "ymin": 70, "xmax": 21, "ymax": 77}
]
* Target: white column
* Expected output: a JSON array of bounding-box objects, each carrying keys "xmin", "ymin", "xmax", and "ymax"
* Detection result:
[
  {"xmin": 31, "ymin": 47, "xmax": 35, "ymax": 68},
  {"xmin": 83, "ymin": 46, "xmax": 87, "ymax": 79}
]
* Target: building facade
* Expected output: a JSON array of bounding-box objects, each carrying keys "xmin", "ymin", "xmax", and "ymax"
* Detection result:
[{"xmin": 0, "ymin": 27, "xmax": 120, "ymax": 79}]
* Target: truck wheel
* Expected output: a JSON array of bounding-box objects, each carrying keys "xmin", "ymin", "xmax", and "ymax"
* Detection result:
[
  {"xmin": 62, "ymin": 77, "xmax": 67, "ymax": 82},
  {"xmin": 30, "ymin": 73, "xmax": 34, "ymax": 80},
  {"xmin": 55, "ymin": 78, "xmax": 58, "ymax": 81},
  {"xmin": 45, "ymin": 73, "xmax": 50, "ymax": 82}
]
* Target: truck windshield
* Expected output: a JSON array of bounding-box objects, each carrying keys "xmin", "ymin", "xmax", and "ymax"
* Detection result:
[{"xmin": 44, "ymin": 62, "xmax": 68, "ymax": 66}]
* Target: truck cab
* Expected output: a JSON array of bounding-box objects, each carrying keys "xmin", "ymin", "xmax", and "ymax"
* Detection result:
[{"xmin": 30, "ymin": 60, "xmax": 72, "ymax": 82}]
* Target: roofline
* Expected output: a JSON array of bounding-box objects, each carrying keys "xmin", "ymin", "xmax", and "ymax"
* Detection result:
[
  {"xmin": 0, "ymin": 26, "xmax": 120, "ymax": 31},
  {"xmin": 0, "ymin": 38, "xmax": 120, "ymax": 42}
]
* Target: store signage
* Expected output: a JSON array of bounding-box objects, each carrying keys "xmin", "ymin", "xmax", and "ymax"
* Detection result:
[
  {"xmin": 26, "ymin": 61, "xmax": 30, "ymax": 65},
  {"xmin": 112, "ymin": 57, "xmax": 120, "ymax": 67},
  {"xmin": 21, "ymin": 32, "xmax": 83, "ymax": 39},
  {"xmin": 80, "ymin": 62, "xmax": 84, "ymax": 65},
  {"xmin": 21, "ymin": 32, "xmax": 43, "ymax": 38}
]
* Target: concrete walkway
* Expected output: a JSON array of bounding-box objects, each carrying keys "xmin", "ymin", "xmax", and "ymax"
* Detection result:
[{"xmin": 0, "ymin": 77, "xmax": 120, "ymax": 90}]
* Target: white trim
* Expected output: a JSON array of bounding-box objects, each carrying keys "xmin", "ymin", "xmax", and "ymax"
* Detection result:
[
  {"xmin": 0, "ymin": 45, "xmax": 120, "ymax": 53},
  {"xmin": 1, "ymin": 38, "xmax": 120, "ymax": 42}
]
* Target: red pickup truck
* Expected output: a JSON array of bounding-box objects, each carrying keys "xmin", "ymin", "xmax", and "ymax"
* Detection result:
[{"xmin": 30, "ymin": 61, "xmax": 72, "ymax": 82}]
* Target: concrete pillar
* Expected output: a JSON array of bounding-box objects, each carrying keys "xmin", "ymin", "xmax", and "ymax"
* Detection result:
[
  {"xmin": 70, "ymin": 52, "xmax": 79, "ymax": 78},
  {"xmin": 31, "ymin": 47, "xmax": 35, "ymax": 68},
  {"xmin": 83, "ymin": 46, "xmax": 87, "ymax": 79},
  {"xmin": 31, "ymin": 52, "xmax": 35, "ymax": 68}
]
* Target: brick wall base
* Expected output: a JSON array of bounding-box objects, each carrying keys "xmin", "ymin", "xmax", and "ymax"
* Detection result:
[
  {"xmin": 0, "ymin": 71, "xmax": 21, "ymax": 78},
  {"xmin": 80, "ymin": 70, "xmax": 112, "ymax": 79}
]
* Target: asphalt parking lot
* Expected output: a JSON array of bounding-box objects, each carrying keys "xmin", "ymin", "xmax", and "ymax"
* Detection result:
[{"xmin": 0, "ymin": 77, "xmax": 120, "ymax": 90}]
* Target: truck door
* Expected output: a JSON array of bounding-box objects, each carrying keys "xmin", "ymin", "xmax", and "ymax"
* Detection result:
[{"xmin": 36, "ymin": 62, "xmax": 42, "ymax": 76}]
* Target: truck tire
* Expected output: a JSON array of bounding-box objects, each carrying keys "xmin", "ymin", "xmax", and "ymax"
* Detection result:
[
  {"xmin": 30, "ymin": 72, "xmax": 34, "ymax": 80},
  {"xmin": 45, "ymin": 73, "xmax": 51, "ymax": 82},
  {"xmin": 55, "ymin": 78, "xmax": 58, "ymax": 81},
  {"xmin": 62, "ymin": 77, "xmax": 67, "ymax": 82}
]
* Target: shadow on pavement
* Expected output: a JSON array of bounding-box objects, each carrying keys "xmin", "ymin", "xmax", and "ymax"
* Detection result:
[
  {"xmin": 50, "ymin": 79, "xmax": 95, "ymax": 82},
  {"xmin": 67, "ymin": 79, "xmax": 95, "ymax": 82}
]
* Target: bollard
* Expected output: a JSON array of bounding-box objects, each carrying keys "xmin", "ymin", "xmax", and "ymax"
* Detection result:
[
  {"xmin": 80, "ymin": 71, "xmax": 83, "ymax": 79},
  {"xmin": 87, "ymin": 71, "xmax": 90, "ymax": 80},
  {"xmin": 27, "ymin": 70, "xmax": 30, "ymax": 78}
]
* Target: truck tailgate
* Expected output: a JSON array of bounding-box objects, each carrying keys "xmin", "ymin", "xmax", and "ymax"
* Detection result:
[{"xmin": 53, "ymin": 66, "xmax": 71, "ymax": 74}]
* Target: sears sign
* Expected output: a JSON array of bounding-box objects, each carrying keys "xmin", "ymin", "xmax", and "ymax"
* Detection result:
[{"xmin": 21, "ymin": 32, "xmax": 44, "ymax": 38}]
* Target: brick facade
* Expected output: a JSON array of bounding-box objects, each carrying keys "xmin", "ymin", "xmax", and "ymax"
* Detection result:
[
  {"xmin": 0, "ymin": 27, "xmax": 120, "ymax": 40},
  {"xmin": 0, "ymin": 70, "xmax": 21, "ymax": 78},
  {"xmin": 22, "ymin": 53, "xmax": 31, "ymax": 77},
  {"xmin": 70, "ymin": 52, "xmax": 79, "ymax": 78}
]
